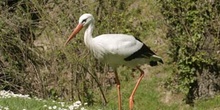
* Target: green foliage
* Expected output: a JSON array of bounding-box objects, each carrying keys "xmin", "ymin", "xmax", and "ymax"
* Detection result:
[{"xmin": 160, "ymin": 0, "xmax": 220, "ymax": 95}]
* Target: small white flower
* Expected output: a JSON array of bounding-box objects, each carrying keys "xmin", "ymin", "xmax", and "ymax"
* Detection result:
[
  {"xmin": 80, "ymin": 107, "xmax": 87, "ymax": 110},
  {"xmin": 0, "ymin": 90, "xmax": 30, "ymax": 99},
  {"xmin": 60, "ymin": 102, "xmax": 65, "ymax": 107},
  {"xmin": 74, "ymin": 101, "xmax": 81, "ymax": 105},
  {"xmin": 4, "ymin": 107, "xmax": 9, "ymax": 110},
  {"xmin": 48, "ymin": 106, "xmax": 52, "ymax": 109},
  {"xmin": 68, "ymin": 105, "xmax": 74, "ymax": 110},
  {"xmin": 52, "ymin": 106, "xmax": 57, "ymax": 109}
]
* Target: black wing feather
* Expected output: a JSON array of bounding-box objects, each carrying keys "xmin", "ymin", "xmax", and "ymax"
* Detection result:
[
  {"xmin": 124, "ymin": 44, "xmax": 155, "ymax": 61},
  {"xmin": 124, "ymin": 37, "xmax": 163, "ymax": 66}
]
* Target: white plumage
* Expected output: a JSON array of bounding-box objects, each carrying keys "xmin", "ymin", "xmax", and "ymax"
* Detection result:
[
  {"xmin": 65, "ymin": 13, "xmax": 163, "ymax": 110},
  {"xmin": 92, "ymin": 34, "xmax": 144, "ymax": 67}
]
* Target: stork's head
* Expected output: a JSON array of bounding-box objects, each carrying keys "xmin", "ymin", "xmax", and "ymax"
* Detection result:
[
  {"xmin": 65, "ymin": 13, "xmax": 94, "ymax": 45},
  {"xmin": 79, "ymin": 13, "xmax": 94, "ymax": 27}
]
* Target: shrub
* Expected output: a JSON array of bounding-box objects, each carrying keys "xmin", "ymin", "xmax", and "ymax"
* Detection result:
[{"xmin": 160, "ymin": 0, "xmax": 220, "ymax": 104}]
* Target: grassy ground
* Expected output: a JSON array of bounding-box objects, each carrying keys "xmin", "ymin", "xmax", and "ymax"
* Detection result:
[
  {"xmin": 1, "ymin": 75, "xmax": 220, "ymax": 110},
  {"xmin": 0, "ymin": 97, "xmax": 87, "ymax": 110},
  {"xmin": 87, "ymin": 65, "xmax": 220, "ymax": 110},
  {"xmin": 0, "ymin": 97, "xmax": 54, "ymax": 110}
]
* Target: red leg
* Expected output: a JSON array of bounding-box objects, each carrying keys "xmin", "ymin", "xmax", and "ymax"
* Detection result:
[
  {"xmin": 114, "ymin": 70, "xmax": 122, "ymax": 110},
  {"xmin": 129, "ymin": 67, "xmax": 144, "ymax": 110}
]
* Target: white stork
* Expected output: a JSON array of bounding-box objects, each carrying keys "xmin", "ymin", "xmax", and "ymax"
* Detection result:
[{"xmin": 65, "ymin": 13, "xmax": 163, "ymax": 110}]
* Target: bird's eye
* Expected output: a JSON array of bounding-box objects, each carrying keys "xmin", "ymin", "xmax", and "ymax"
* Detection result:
[{"xmin": 82, "ymin": 19, "xmax": 87, "ymax": 23}]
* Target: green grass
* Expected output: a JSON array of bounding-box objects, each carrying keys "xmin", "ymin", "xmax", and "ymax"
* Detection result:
[
  {"xmin": 0, "ymin": 98, "xmax": 47, "ymax": 110},
  {"xmin": 89, "ymin": 77, "xmax": 178, "ymax": 110},
  {"xmin": 0, "ymin": 97, "xmax": 61, "ymax": 110},
  {"xmin": 0, "ymin": 97, "xmax": 88, "ymax": 110},
  {"xmin": 87, "ymin": 69, "xmax": 220, "ymax": 110},
  {"xmin": 193, "ymin": 96, "xmax": 220, "ymax": 110},
  {"xmin": 0, "ymin": 76, "xmax": 220, "ymax": 110}
]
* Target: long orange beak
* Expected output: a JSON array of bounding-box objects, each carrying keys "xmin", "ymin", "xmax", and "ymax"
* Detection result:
[{"xmin": 64, "ymin": 24, "xmax": 83, "ymax": 45}]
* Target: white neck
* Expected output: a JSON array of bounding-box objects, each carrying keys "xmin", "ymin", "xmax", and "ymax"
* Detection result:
[
  {"xmin": 84, "ymin": 21, "xmax": 105, "ymax": 59},
  {"xmin": 84, "ymin": 22, "xmax": 94, "ymax": 48}
]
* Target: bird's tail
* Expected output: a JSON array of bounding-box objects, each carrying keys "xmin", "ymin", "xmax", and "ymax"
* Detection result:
[{"xmin": 149, "ymin": 55, "xmax": 163, "ymax": 66}]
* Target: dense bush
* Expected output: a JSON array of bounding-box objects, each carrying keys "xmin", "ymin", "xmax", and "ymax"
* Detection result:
[
  {"xmin": 0, "ymin": 0, "xmax": 42, "ymax": 94},
  {"xmin": 160, "ymin": 0, "xmax": 220, "ymax": 104}
]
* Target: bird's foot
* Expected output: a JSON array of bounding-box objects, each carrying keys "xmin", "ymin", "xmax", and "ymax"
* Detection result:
[{"xmin": 129, "ymin": 96, "xmax": 134, "ymax": 110}]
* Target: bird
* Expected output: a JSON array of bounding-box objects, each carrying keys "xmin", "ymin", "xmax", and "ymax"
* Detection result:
[{"xmin": 65, "ymin": 13, "xmax": 163, "ymax": 110}]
